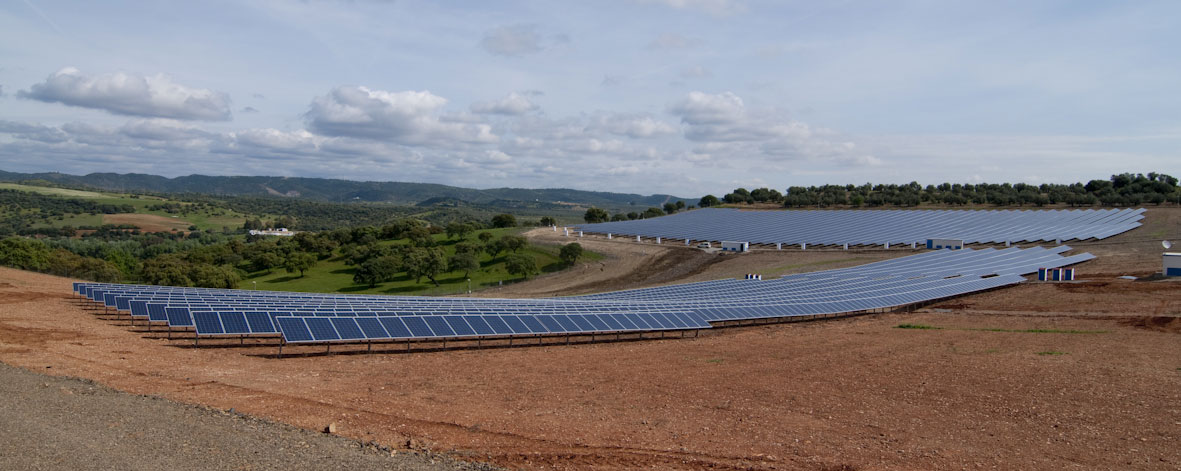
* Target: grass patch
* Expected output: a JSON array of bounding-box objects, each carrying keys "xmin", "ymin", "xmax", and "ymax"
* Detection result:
[
  {"xmin": 243, "ymin": 228, "xmax": 602, "ymax": 296},
  {"xmin": 1036, "ymin": 350, "xmax": 1068, "ymax": 356},
  {"xmin": 705, "ymin": 358, "xmax": 725, "ymax": 364},
  {"xmin": 895, "ymin": 323, "xmax": 942, "ymax": 330}
]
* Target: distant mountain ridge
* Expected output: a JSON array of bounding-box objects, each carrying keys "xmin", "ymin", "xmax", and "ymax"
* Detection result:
[{"xmin": 0, "ymin": 170, "xmax": 694, "ymax": 210}]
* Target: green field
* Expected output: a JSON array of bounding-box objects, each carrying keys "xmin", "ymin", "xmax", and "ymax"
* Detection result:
[
  {"xmin": 243, "ymin": 228, "xmax": 601, "ymax": 295},
  {"xmin": 2, "ymin": 182, "xmax": 250, "ymax": 231}
]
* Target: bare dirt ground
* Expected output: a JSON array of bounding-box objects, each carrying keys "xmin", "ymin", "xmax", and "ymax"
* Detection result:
[
  {"xmin": 1, "ymin": 208, "xmax": 1179, "ymax": 470},
  {"xmin": 103, "ymin": 213, "xmax": 193, "ymax": 232},
  {"xmin": 0, "ymin": 362, "xmax": 492, "ymax": 471}
]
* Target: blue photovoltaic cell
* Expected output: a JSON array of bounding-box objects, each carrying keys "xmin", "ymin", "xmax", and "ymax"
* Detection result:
[
  {"xmin": 130, "ymin": 301, "xmax": 149, "ymax": 318},
  {"xmin": 330, "ymin": 318, "xmax": 365, "ymax": 340},
  {"xmin": 550, "ymin": 316, "xmax": 578, "ymax": 332},
  {"xmin": 219, "ymin": 312, "xmax": 250, "ymax": 334},
  {"xmin": 244, "ymin": 312, "xmax": 275, "ymax": 333},
  {"xmin": 277, "ymin": 317, "xmax": 313, "ymax": 342},
  {"xmin": 502, "ymin": 316, "xmax": 533, "ymax": 334},
  {"xmin": 610, "ymin": 314, "xmax": 637, "ymax": 330},
  {"xmin": 599, "ymin": 314, "xmax": 625, "ymax": 330},
  {"xmin": 484, "ymin": 316, "xmax": 514, "ymax": 335},
  {"xmin": 637, "ymin": 314, "xmax": 664, "ymax": 329},
  {"xmin": 443, "ymin": 316, "xmax": 475, "ymax": 336},
  {"xmin": 379, "ymin": 317, "xmax": 413, "ymax": 338},
  {"xmin": 147, "ymin": 304, "xmax": 168, "ymax": 322},
  {"xmin": 192, "ymin": 311, "xmax": 223, "ymax": 334},
  {"xmin": 660, "ymin": 313, "xmax": 688, "ymax": 329},
  {"xmin": 400, "ymin": 317, "xmax": 434, "ymax": 337},
  {"xmin": 536, "ymin": 315, "xmax": 563, "ymax": 332},
  {"xmin": 305, "ymin": 318, "xmax": 340, "ymax": 341},
  {"xmin": 355, "ymin": 317, "xmax": 389, "ymax": 338},
  {"xmin": 566, "ymin": 316, "xmax": 595, "ymax": 332},
  {"xmin": 586, "ymin": 315, "xmax": 611, "ymax": 331},
  {"xmin": 624, "ymin": 314, "xmax": 650, "ymax": 329},
  {"xmin": 166, "ymin": 307, "xmax": 193, "ymax": 327},
  {"xmin": 464, "ymin": 316, "xmax": 495, "ymax": 335},
  {"xmin": 423, "ymin": 317, "xmax": 454, "ymax": 336}
]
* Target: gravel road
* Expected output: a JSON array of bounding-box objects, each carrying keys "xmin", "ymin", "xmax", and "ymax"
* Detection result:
[{"xmin": 0, "ymin": 362, "xmax": 491, "ymax": 471}]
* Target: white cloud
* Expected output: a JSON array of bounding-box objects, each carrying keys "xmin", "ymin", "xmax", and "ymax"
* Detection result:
[
  {"xmin": 304, "ymin": 86, "xmax": 496, "ymax": 145},
  {"xmin": 590, "ymin": 114, "xmax": 678, "ymax": 139},
  {"xmin": 18, "ymin": 67, "xmax": 232, "ymax": 121},
  {"xmin": 668, "ymin": 91, "xmax": 746, "ymax": 126},
  {"xmin": 669, "ymin": 91, "xmax": 876, "ymax": 166},
  {"xmin": 470, "ymin": 92, "xmax": 539, "ymax": 115}
]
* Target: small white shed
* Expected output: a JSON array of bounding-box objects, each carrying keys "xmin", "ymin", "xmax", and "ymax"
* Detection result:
[
  {"xmin": 721, "ymin": 241, "xmax": 749, "ymax": 252},
  {"xmin": 1164, "ymin": 253, "xmax": 1181, "ymax": 276}
]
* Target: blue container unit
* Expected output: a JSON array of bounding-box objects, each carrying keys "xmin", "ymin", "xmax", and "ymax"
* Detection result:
[
  {"xmin": 926, "ymin": 238, "xmax": 963, "ymax": 250},
  {"xmin": 1037, "ymin": 267, "xmax": 1075, "ymax": 281}
]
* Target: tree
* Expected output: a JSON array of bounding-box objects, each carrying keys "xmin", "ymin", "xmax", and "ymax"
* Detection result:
[
  {"xmin": 477, "ymin": 231, "xmax": 494, "ymax": 243},
  {"xmin": 539, "ymin": 216, "xmax": 557, "ymax": 227},
  {"xmin": 453, "ymin": 241, "xmax": 481, "ymax": 256},
  {"xmin": 491, "ymin": 213, "xmax": 517, "ymax": 228},
  {"xmin": 284, "ymin": 251, "xmax": 316, "ymax": 277},
  {"xmin": 501, "ymin": 234, "xmax": 527, "ymax": 253},
  {"xmin": 405, "ymin": 226, "xmax": 435, "ymax": 247},
  {"xmin": 404, "ymin": 247, "xmax": 447, "ymax": 286},
  {"xmin": 448, "ymin": 252, "xmax": 479, "ymax": 278},
  {"xmin": 483, "ymin": 238, "xmax": 507, "ymax": 258},
  {"xmin": 504, "ymin": 253, "xmax": 539, "ymax": 280},
  {"xmin": 663, "ymin": 202, "xmax": 678, "ymax": 214},
  {"xmin": 642, "ymin": 207, "xmax": 665, "ymax": 218},
  {"xmin": 353, "ymin": 255, "xmax": 400, "ymax": 288},
  {"xmin": 445, "ymin": 222, "xmax": 475, "ymax": 239},
  {"xmin": 559, "ymin": 242, "xmax": 583, "ymax": 266},
  {"xmin": 584, "ymin": 207, "xmax": 609, "ymax": 223},
  {"xmin": 190, "ymin": 264, "xmax": 240, "ymax": 289}
]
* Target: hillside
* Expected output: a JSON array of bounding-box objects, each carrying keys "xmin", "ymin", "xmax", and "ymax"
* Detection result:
[{"xmin": 0, "ymin": 170, "xmax": 693, "ymax": 210}]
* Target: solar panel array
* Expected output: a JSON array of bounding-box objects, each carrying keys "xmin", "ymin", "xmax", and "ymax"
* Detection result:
[
  {"xmin": 573, "ymin": 207, "xmax": 1144, "ymax": 246},
  {"xmin": 73, "ymin": 246, "xmax": 1092, "ymax": 348}
]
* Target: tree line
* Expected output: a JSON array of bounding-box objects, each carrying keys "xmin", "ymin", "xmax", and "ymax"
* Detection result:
[
  {"xmin": 702, "ymin": 172, "xmax": 1179, "ymax": 208},
  {"xmin": 0, "ymin": 213, "xmax": 585, "ymax": 290}
]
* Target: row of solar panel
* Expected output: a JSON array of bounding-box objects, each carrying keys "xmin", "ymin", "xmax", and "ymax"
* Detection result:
[
  {"xmin": 273, "ymin": 311, "xmax": 710, "ymax": 343},
  {"xmin": 573, "ymin": 207, "xmax": 1143, "ymax": 245}
]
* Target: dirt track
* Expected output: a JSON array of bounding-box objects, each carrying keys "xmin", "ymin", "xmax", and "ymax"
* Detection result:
[
  {"xmin": 0, "ymin": 362, "xmax": 489, "ymax": 471},
  {"xmin": 1, "ymin": 208, "xmax": 1179, "ymax": 470}
]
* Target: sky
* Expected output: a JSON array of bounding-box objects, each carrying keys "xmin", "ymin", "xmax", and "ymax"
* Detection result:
[{"xmin": 1, "ymin": 0, "xmax": 1178, "ymax": 197}]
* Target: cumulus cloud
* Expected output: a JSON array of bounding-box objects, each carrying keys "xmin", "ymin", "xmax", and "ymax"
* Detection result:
[
  {"xmin": 669, "ymin": 91, "xmax": 875, "ymax": 165},
  {"xmin": 304, "ymin": 86, "xmax": 496, "ymax": 145},
  {"xmin": 589, "ymin": 114, "xmax": 678, "ymax": 139},
  {"xmin": 18, "ymin": 67, "xmax": 232, "ymax": 121},
  {"xmin": 470, "ymin": 92, "xmax": 539, "ymax": 115},
  {"xmin": 480, "ymin": 25, "xmax": 544, "ymax": 56},
  {"xmin": 668, "ymin": 91, "xmax": 746, "ymax": 126}
]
